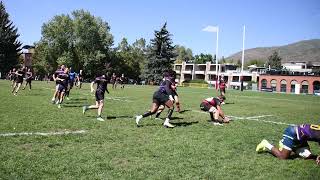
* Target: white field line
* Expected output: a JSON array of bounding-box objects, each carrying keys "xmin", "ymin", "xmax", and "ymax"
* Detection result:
[
  {"xmin": 191, "ymin": 110, "xmax": 294, "ymax": 126},
  {"xmin": 0, "ymin": 130, "xmax": 86, "ymax": 137}
]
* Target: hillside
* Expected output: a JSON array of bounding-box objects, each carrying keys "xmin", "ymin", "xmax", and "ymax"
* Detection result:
[{"xmin": 226, "ymin": 39, "xmax": 320, "ymax": 65}]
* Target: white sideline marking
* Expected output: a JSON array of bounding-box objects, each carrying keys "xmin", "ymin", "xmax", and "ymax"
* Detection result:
[
  {"xmin": 192, "ymin": 110, "xmax": 294, "ymax": 126},
  {"xmin": 0, "ymin": 130, "xmax": 86, "ymax": 137}
]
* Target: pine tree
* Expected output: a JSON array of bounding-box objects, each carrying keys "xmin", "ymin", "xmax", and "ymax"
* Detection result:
[
  {"xmin": 143, "ymin": 23, "xmax": 176, "ymax": 83},
  {"xmin": 266, "ymin": 51, "xmax": 282, "ymax": 70},
  {"xmin": 0, "ymin": 1, "xmax": 22, "ymax": 75}
]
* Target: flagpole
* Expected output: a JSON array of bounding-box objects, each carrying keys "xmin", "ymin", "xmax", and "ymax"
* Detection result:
[
  {"xmin": 241, "ymin": 25, "xmax": 245, "ymax": 73},
  {"xmin": 215, "ymin": 27, "xmax": 219, "ymax": 89}
]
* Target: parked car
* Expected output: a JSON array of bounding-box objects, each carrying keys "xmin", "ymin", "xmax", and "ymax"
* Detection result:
[{"xmin": 314, "ymin": 90, "xmax": 320, "ymax": 96}]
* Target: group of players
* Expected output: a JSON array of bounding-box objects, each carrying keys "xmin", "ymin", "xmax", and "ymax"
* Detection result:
[
  {"xmin": 8, "ymin": 67, "xmax": 33, "ymax": 96},
  {"xmin": 6, "ymin": 65, "xmax": 320, "ymax": 165}
]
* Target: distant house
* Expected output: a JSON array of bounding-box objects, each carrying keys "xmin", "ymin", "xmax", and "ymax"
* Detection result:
[{"xmin": 21, "ymin": 45, "xmax": 35, "ymax": 67}]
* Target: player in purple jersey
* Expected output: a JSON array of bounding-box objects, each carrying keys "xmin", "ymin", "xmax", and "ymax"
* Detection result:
[
  {"xmin": 11, "ymin": 67, "xmax": 26, "ymax": 96},
  {"xmin": 135, "ymin": 70, "xmax": 176, "ymax": 128},
  {"xmin": 256, "ymin": 124, "xmax": 320, "ymax": 165},
  {"xmin": 22, "ymin": 68, "xmax": 33, "ymax": 90},
  {"xmin": 55, "ymin": 68, "xmax": 69, "ymax": 108},
  {"xmin": 51, "ymin": 65, "xmax": 65, "ymax": 104},
  {"xmin": 82, "ymin": 74, "xmax": 110, "ymax": 121}
]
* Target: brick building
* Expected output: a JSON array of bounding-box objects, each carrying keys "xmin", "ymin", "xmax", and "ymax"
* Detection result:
[{"xmin": 259, "ymin": 74, "xmax": 320, "ymax": 94}]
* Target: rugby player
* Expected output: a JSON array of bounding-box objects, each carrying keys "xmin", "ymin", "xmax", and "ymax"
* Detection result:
[
  {"xmin": 82, "ymin": 74, "xmax": 110, "ymax": 121},
  {"xmin": 200, "ymin": 95, "xmax": 230, "ymax": 125},
  {"xmin": 256, "ymin": 124, "xmax": 320, "ymax": 165},
  {"xmin": 135, "ymin": 70, "xmax": 176, "ymax": 128},
  {"xmin": 11, "ymin": 67, "xmax": 26, "ymax": 96},
  {"xmin": 22, "ymin": 68, "xmax": 33, "ymax": 90},
  {"xmin": 51, "ymin": 65, "xmax": 65, "ymax": 104}
]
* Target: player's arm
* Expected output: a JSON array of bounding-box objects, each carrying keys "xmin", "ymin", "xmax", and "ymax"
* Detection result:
[
  {"xmin": 105, "ymin": 86, "xmax": 110, "ymax": 94},
  {"xmin": 90, "ymin": 81, "xmax": 96, "ymax": 93},
  {"xmin": 164, "ymin": 80, "xmax": 174, "ymax": 102},
  {"xmin": 216, "ymin": 105, "xmax": 225, "ymax": 119}
]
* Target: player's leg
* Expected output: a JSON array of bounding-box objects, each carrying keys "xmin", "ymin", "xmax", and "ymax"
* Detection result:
[
  {"xmin": 14, "ymin": 82, "xmax": 22, "ymax": 95},
  {"xmin": 51, "ymin": 85, "xmax": 59, "ymax": 103},
  {"xmin": 96, "ymin": 100, "xmax": 105, "ymax": 121},
  {"xmin": 174, "ymin": 95, "xmax": 181, "ymax": 112},
  {"xmin": 163, "ymin": 99, "xmax": 175, "ymax": 128},
  {"xmin": 135, "ymin": 102, "xmax": 159, "ymax": 126},
  {"xmin": 155, "ymin": 105, "xmax": 165, "ymax": 119},
  {"xmin": 256, "ymin": 126, "xmax": 294, "ymax": 159}
]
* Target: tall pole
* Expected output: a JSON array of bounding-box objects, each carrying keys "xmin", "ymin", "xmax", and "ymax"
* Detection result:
[
  {"xmin": 241, "ymin": 25, "xmax": 246, "ymax": 91},
  {"xmin": 241, "ymin": 25, "xmax": 245, "ymax": 73},
  {"xmin": 215, "ymin": 27, "xmax": 219, "ymax": 89}
]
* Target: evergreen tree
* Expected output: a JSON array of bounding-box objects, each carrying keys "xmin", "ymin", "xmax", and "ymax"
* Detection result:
[
  {"xmin": 0, "ymin": 1, "xmax": 22, "ymax": 75},
  {"xmin": 143, "ymin": 23, "xmax": 176, "ymax": 83},
  {"xmin": 266, "ymin": 51, "xmax": 282, "ymax": 69}
]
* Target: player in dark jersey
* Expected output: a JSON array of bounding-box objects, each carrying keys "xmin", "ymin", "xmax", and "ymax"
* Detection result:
[
  {"xmin": 119, "ymin": 74, "xmax": 126, "ymax": 89},
  {"xmin": 10, "ymin": 68, "xmax": 17, "ymax": 87},
  {"xmin": 256, "ymin": 124, "xmax": 320, "ymax": 164},
  {"xmin": 65, "ymin": 67, "xmax": 77, "ymax": 100},
  {"xmin": 155, "ymin": 74, "xmax": 181, "ymax": 119},
  {"xmin": 135, "ymin": 71, "xmax": 176, "ymax": 128},
  {"xmin": 82, "ymin": 74, "xmax": 110, "ymax": 121},
  {"xmin": 51, "ymin": 65, "xmax": 65, "ymax": 104},
  {"xmin": 22, "ymin": 68, "xmax": 33, "ymax": 90},
  {"xmin": 11, "ymin": 67, "xmax": 26, "ymax": 96},
  {"xmin": 199, "ymin": 95, "xmax": 229, "ymax": 125},
  {"xmin": 55, "ymin": 68, "xmax": 69, "ymax": 108},
  {"xmin": 111, "ymin": 73, "xmax": 117, "ymax": 89}
]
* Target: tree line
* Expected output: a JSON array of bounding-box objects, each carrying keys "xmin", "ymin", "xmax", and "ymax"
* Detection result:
[{"xmin": 0, "ymin": 1, "xmax": 282, "ymax": 83}]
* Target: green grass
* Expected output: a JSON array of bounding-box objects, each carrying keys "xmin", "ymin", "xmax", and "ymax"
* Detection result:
[{"xmin": 0, "ymin": 80, "xmax": 320, "ymax": 179}]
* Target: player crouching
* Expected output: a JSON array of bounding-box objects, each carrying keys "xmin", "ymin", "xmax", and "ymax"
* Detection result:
[
  {"xmin": 200, "ymin": 95, "xmax": 230, "ymax": 126},
  {"xmin": 256, "ymin": 124, "xmax": 320, "ymax": 165}
]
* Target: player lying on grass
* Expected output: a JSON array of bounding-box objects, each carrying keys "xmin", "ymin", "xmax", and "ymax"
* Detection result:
[
  {"xmin": 200, "ymin": 95, "xmax": 230, "ymax": 125},
  {"xmin": 83, "ymin": 74, "xmax": 109, "ymax": 121},
  {"xmin": 256, "ymin": 124, "xmax": 320, "ymax": 165},
  {"xmin": 135, "ymin": 70, "xmax": 176, "ymax": 128}
]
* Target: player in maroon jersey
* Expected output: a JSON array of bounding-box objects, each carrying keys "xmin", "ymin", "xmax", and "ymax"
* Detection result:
[{"xmin": 200, "ymin": 95, "xmax": 230, "ymax": 125}]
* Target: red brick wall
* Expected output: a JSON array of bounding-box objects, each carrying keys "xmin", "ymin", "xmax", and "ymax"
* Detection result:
[{"xmin": 259, "ymin": 75, "xmax": 320, "ymax": 94}]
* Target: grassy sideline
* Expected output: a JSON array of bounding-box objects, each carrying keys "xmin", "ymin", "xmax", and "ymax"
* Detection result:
[{"xmin": 0, "ymin": 80, "xmax": 320, "ymax": 179}]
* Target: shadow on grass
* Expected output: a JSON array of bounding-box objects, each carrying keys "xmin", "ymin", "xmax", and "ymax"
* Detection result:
[
  {"xmin": 178, "ymin": 109, "xmax": 191, "ymax": 114},
  {"xmin": 70, "ymin": 98, "xmax": 88, "ymax": 101},
  {"xmin": 171, "ymin": 121, "xmax": 199, "ymax": 127},
  {"xmin": 225, "ymin": 102, "xmax": 235, "ymax": 104},
  {"xmin": 63, "ymin": 105, "xmax": 84, "ymax": 107},
  {"xmin": 86, "ymin": 115, "xmax": 133, "ymax": 119}
]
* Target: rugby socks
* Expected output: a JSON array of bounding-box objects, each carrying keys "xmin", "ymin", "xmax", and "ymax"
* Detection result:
[
  {"xmin": 167, "ymin": 108, "xmax": 174, "ymax": 119},
  {"xmin": 265, "ymin": 142, "xmax": 274, "ymax": 151},
  {"xmin": 142, "ymin": 111, "xmax": 154, "ymax": 118},
  {"xmin": 155, "ymin": 111, "xmax": 161, "ymax": 118},
  {"xmin": 209, "ymin": 112, "xmax": 214, "ymax": 121}
]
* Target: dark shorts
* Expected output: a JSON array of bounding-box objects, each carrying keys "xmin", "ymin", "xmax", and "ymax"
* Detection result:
[
  {"xmin": 220, "ymin": 88, "xmax": 225, "ymax": 94},
  {"xmin": 69, "ymin": 80, "xmax": 74, "ymax": 89},
  {"xmin": 26, "ymin": 78, "xmax": 32, "ymax": 83},
  {"xmin": 200, "ymin": 102, "xmax": 211, "ymax": 112},
  {"xmin": 57, "ymin": 84, "xmax": 66, "ymax": 93},
  {"xmin": 152, "ymin": 91, "xmax": 169, "ymax": 105},
  {"xmin": 15, "ymin": 78, "xmax": 23, "ymax": 84},
  {"xmin": 95, "ymin": 90, "xmax": 105, "ymax": 101}
]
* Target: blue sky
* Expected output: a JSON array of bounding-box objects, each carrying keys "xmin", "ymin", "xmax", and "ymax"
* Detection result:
[{"xmin": 3, "ymin": 0, "xmax": 320, "ymax": 57}]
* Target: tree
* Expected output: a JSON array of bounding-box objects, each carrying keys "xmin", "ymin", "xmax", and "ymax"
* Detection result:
[
  {"xmin": 175, "ymin": 45, "xmax": 193, "ymax": 63},
  {"xmin": 143, "ymin": 23, "xmax": 176, "ymax": 83},
  {"xmin": 33, "ymin": 9, "xmax": 113, "ymax": 78},
  {"xmin": 266, "ymin": 51, "xmax": 282, "ymax": 69},
  {"xmin": 0, "ymin": 1, "xmax": 22, "ymax": 75},
  {"xmin": 194, "ymin": 53, "xmax": 213, "ymax": 64}
]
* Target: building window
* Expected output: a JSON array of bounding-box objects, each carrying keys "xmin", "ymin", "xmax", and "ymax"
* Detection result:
[
  {"xmin": 280, "ymin": 80, "xmax": 287, "ymax": 93},
  {"xmin": 290, "ymin": 80, "xmax": 297, "ymax": 93},
  {"xmin": 261, "ymin": 79, "xmax": 267, "ymax": 88},
  {"xmin": 301, "ymin": 80, "xmax": 309, "ymax": 94},
  {"xmin": 271, "ymin": 79, "xmax": 277, "ymax": 91}
]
